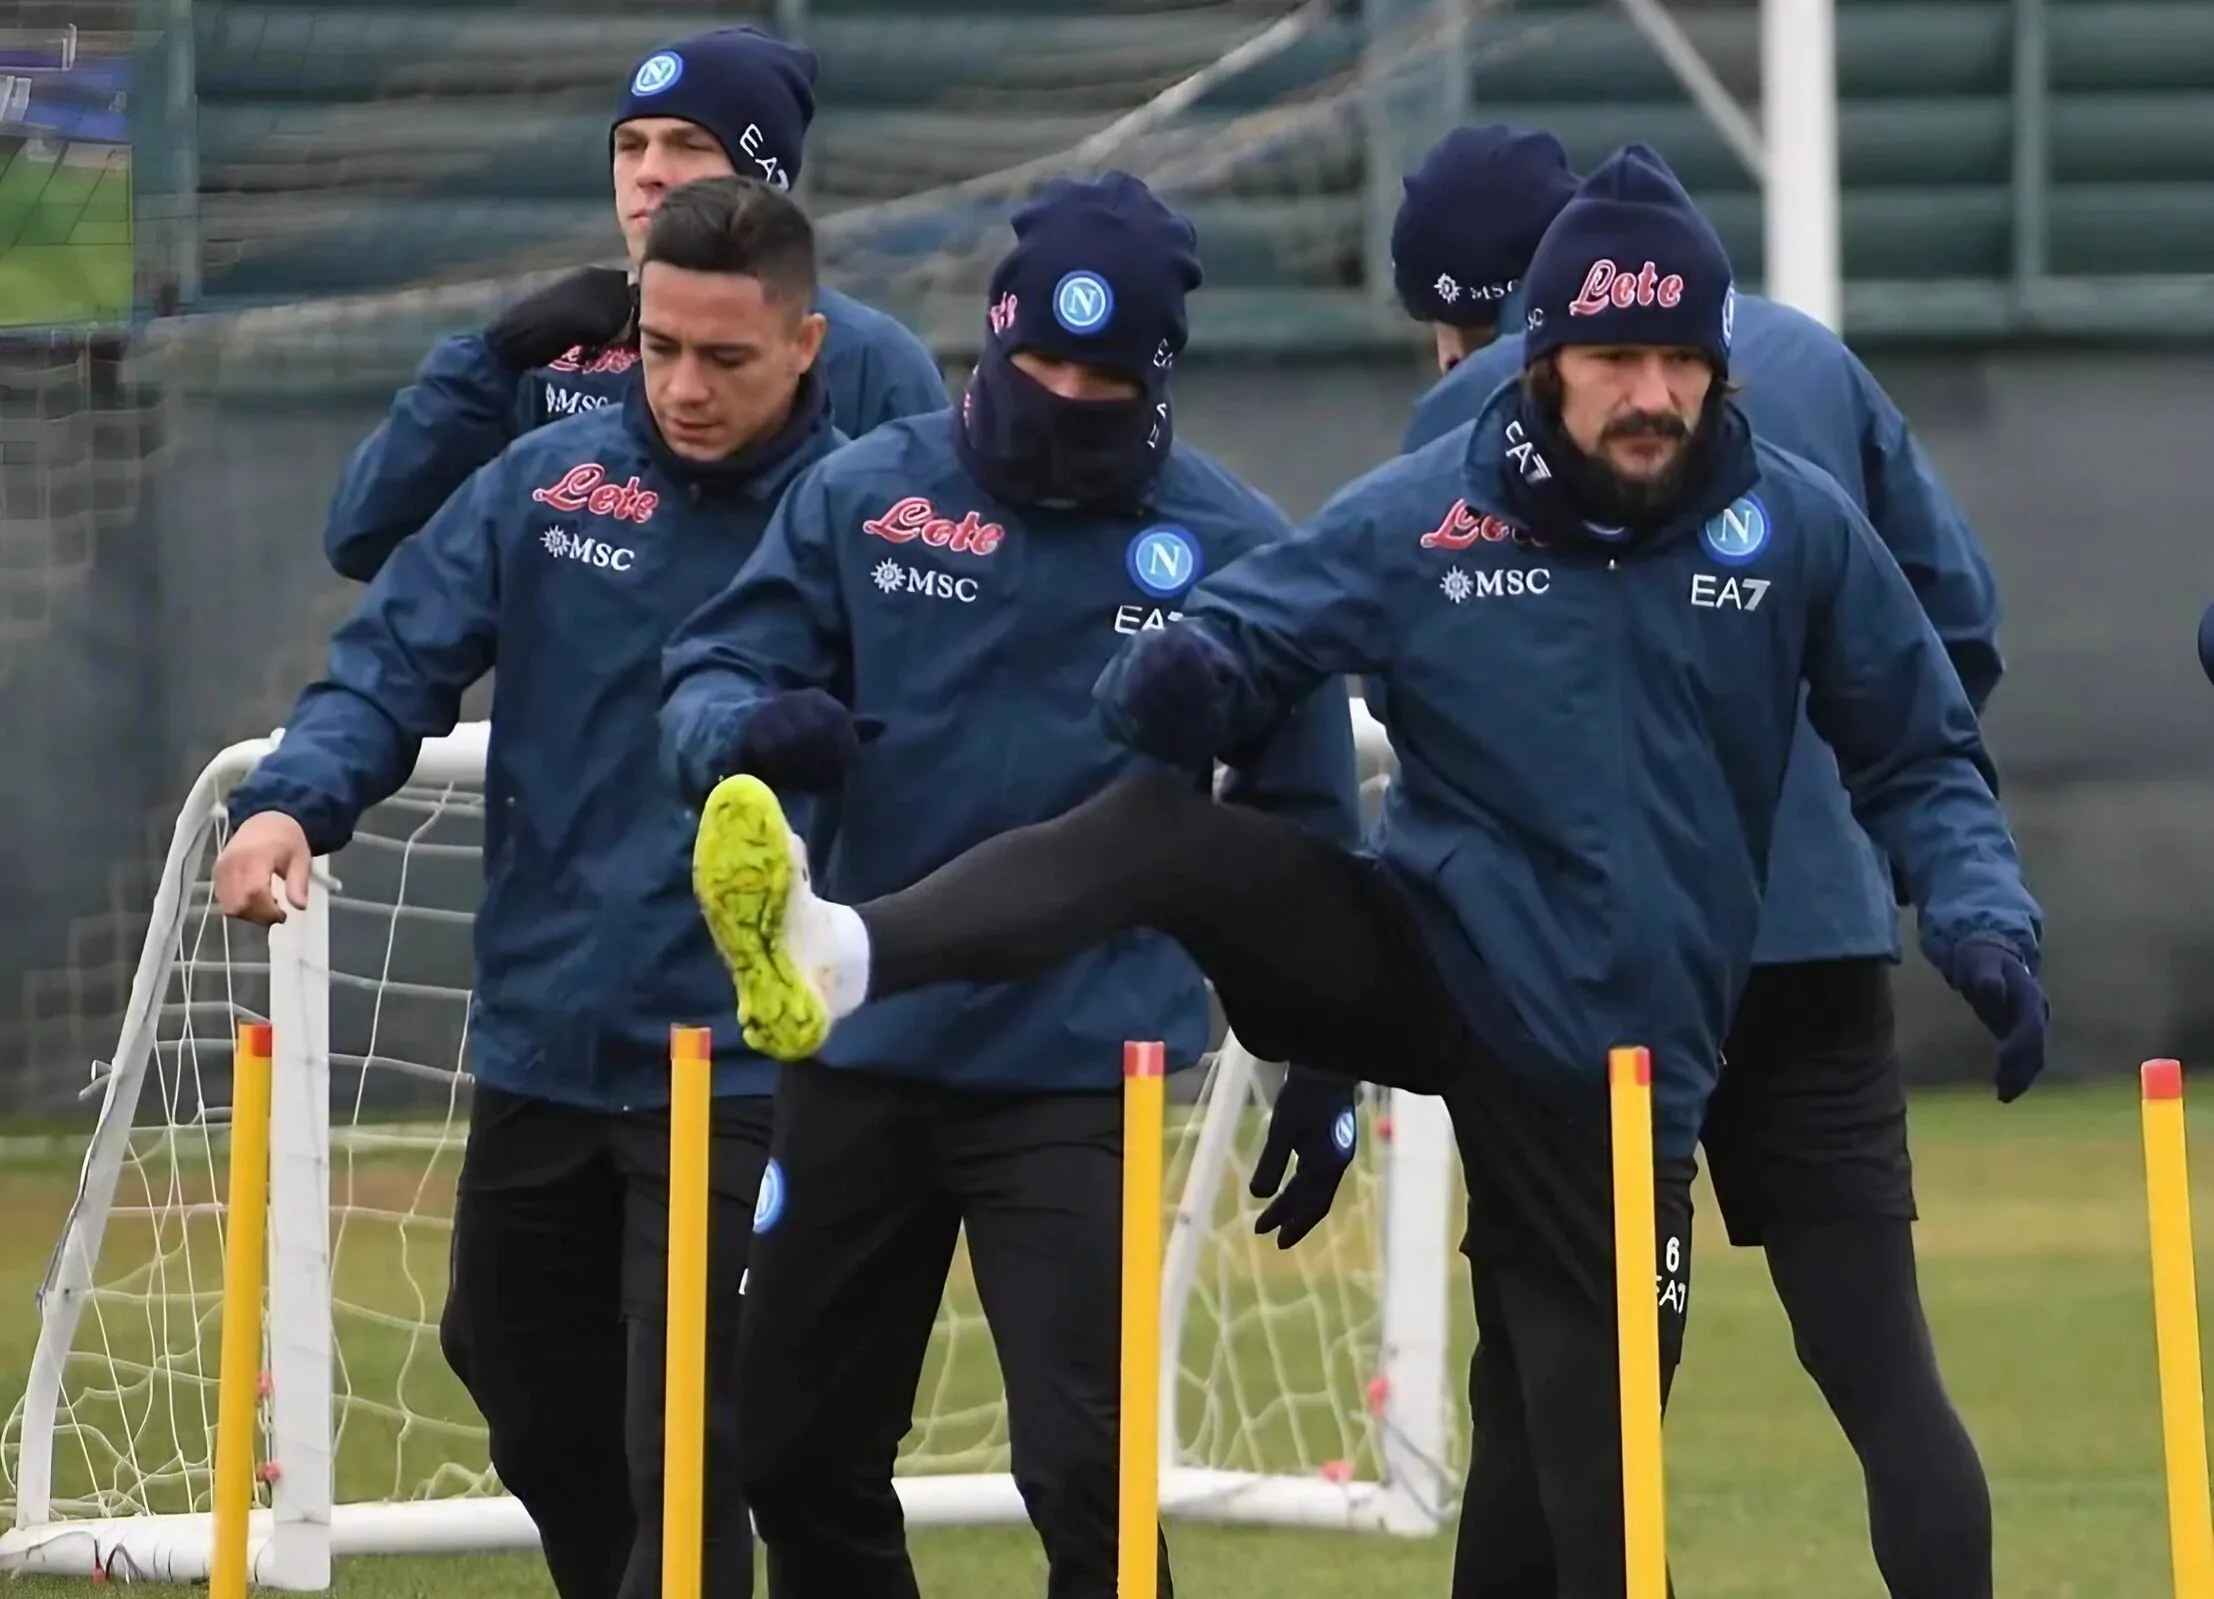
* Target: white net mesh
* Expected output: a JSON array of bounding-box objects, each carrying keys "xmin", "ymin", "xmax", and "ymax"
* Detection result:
[
  {"xmin": 1, "ymin": 741, "xmax": 1453, "ymax": 1563},
  {"xmin": 154, "ymin": 0, "xmax": 1570, "ymax": 392}
]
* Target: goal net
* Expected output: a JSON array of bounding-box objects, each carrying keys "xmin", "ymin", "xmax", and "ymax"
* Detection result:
[{"xmin": 0, "ymin": 705, "xmax": 1460, "ymax": 1585}]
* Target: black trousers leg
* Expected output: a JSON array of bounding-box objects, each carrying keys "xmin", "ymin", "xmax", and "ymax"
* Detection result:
[
  {"xmin": 440, "ymin": 1089, "xmax": 634, "ymax": 1599},
  {"xmin": 952, "ymin": 1089, "xmax": 1172, "ymax": 1599},
  {"xmin": 736, "ymin": 1065, "xmax": 962, "ymax": 1599},
  {"xmin": 858, "ymin": 769, "xmax": 1445, "ymax": 1090},
  {"xmin": 612, "ymin": 1098, "xmax": 774, "ymax": 1599},
  {"xmin": 1766, "ymin": 1218, "xmax": 1993, "ymax": 1599},
  {"xmin": 1450, "ymin": 1270, "xmax": 1555, "ymax": 1599}
]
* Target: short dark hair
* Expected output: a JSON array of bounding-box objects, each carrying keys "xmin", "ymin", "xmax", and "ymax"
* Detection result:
[{"xmin": 642, "ymin": 176, "xmax": 817, "ymax": 309}]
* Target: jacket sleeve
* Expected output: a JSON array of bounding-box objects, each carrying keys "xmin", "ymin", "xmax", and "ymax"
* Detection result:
[
  {"xmin": 230, "ymin": 460, "xmax": 504, "ymax": 853},
  {"xmin": 1401, "ymin": 382, "xmax": 1459, "ymax": 454},
  {"xmin": 858, "ymin": 327, "xmax": 951, "ymax": 431},
  {"xmin": 659, "ymin": 465, "xmax": 852, "ymax": 805},
  {"xmin": 1850, "ymin": 354, "xmax": 2005, "ymax": 712},
  {"xmin": 323, "ymin": 335, "xmax": 522, "ymax": 582},
  {"xmin": 1800, "ymin": 499, "xmax": 2043, "ymax": 974},
  {"xmin": 1097, "ymin": 478, "xmax": 1398, "ymax": 755},
  {"xmin": 1216, "ymin": 685, "xmax": 1363, "ymax": 849}
]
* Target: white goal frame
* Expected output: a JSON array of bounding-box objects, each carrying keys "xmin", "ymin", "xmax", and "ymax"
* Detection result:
[{"xmin": 0, "ymin": 703, "xmax": 1457, "ymax": 1586}]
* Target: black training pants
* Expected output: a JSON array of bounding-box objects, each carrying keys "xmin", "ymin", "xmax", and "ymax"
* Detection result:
[
  {"xmin": 736, "ymin": 1061, "xmax": 1169, "ymax": 1599},
  {"xmin": 439, "ymin": 1085, "xmax": 770, "ymax": 1599},
  {"xmin": 853, "ymin": 769, "xmax": 1691, "ymax": 1598}
]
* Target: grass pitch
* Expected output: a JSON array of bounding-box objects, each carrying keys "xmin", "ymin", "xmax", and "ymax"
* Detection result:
[
  {"xmin": 0, "ymin": 1078, "xmax": 2207, "ymax": 1596},
  {"xmin": 0, "ymin": 136, "xmax": 131, "ymax": 328}
]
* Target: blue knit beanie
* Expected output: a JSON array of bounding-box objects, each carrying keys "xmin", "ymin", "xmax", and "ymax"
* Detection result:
[
  {"xmin": 1520, "ymin": 143, "xmax": 1736, "ymax": 368},
  {"xmin": 984, "ymin": 172, "xmax": 1204, "ymax": 394},
  {"xmin": 613, "ymin": 28, "xmax": 817, "ymax": 192},
  {"xmin": 1390, "ymin": 125, "xmax": 1581, "ymax": 327}
]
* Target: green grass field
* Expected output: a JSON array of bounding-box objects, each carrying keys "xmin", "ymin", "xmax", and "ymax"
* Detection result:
[
  {"xmin": 0, "ymin": 136, "xmax": 131, "ymax": 327},
  {"xmin": 0, "ymin": 1079, "xmax": 2208, "ymax": 1595}
]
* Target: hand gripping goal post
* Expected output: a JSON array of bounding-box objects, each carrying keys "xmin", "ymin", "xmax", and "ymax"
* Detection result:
[{"xmin": 0, "ymin": 701, "xmax": 1456, "ymax": 1586}]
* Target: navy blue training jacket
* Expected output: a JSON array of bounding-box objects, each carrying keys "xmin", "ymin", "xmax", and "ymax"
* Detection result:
[
  {"xmin": 325, "ymin": 286, "xmax": 946, "ymax": 582},
  {"xmin": 1403, "ymin": 292, "xmax": 2004, "ymax": 966},
  {"xmin": 660, "ymin": 414, "xmax": 1363, "ymax": 1092},
  {"xmin": 1103, "ymin": 383, "xmax": 2040, "ymax": 1155},
  {"xmin": 231, "ymin": 388, "xmax": 844, "ymax": 1110}
]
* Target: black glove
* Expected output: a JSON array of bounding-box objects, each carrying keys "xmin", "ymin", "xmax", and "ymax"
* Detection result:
[
  {"xmin": 1250, "ymin": 1068, "xmax": 1359, "ymax": 1250},
  {"xmin": 735, "ymin": 689, "xmax": 885, "ymax": 793},
  {"xmin": 1942, "ymin": 937, "xmax": 2049, "ymax": 1103},
  {"xmin": 483, "ymin": 267, "xmax": 635, "ymax": 372}
]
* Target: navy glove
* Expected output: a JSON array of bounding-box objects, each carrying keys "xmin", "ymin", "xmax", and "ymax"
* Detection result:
[
  {"xmin": 2197, "ymin": 601, "xmax": 2214, "ymax": 684},
  {"xmin": 1250, "ymin": 1068, "xmax": 1359, "ymax": 1249},
  {"xmin": 1110, "ymin": 625, "xmax": 1244, "ymax": 769},
  {"xmin": 734, "ymin": 688, "xmax": 884, "ymax": 793},
  {"xmin": 1944, "ymin": 937, "xmax": 2048, "ymax": 1102},
  {"xmin": 484, "ymin": 267, "xmax": 635, "ymax": 372}
]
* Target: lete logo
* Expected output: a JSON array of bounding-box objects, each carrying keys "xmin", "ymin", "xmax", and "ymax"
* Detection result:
[
  {"xmin": 531, "ymin": 463, "xmax": 659, "ymax": 524},
  {"xmin": 1569, "ymin": 258, "xmax": 1686, "ymax": 316},
  {"xmin": 1418, "ymin": 500, "xmax": 1541, "ymax": 550},
  {"xmin": 863, "ymin": 496, "xmax": 1006, "ymax": 556}
]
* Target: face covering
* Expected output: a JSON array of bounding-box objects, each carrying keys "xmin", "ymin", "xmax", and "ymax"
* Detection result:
[{"xmin": 954, "ymin": 341, "xmax": 1170, "ymax": 513}]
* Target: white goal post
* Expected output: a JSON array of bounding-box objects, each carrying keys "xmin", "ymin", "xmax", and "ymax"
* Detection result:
[{"xmin": 0, "ymin": 701, "xmax": 1459, "ymax": 1586}]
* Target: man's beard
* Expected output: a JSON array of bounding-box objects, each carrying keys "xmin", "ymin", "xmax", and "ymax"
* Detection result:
[{"xmin": 1560, "ymin": 406, "xmax": 1715, "ymax": 527}]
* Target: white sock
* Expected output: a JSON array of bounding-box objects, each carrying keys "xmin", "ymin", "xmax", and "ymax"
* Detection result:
[{"xmin": 812, "ymin": 899, "xmax": 871, "ymax": 1018}]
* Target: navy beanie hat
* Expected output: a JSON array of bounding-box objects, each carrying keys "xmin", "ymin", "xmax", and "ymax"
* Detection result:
[
  {"xmin": 1390, "ymin": 125, "xmax": 1581, "ymax": 326},
  {"xmin": 613, "ymin": 28, "xmax": 818, "ymax": 192},
  {"xmin": 1520, "ymin": 143, "xmax": 1736, "ymax": 369},
  {"xmin": 984, "ymin": 172, "xmax": 1204, "ymax": 393}
]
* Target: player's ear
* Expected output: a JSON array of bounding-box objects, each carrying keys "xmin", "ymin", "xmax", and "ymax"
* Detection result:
[{"xmin": 792, "ymin": 309, "xmax": 828, "ymax": 373}]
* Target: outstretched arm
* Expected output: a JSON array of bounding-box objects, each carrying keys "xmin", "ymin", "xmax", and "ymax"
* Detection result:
[
  {"xmin": 234, "ymin": 462, "xmax": 504, "ymax": 849},
  {"xmin": 659, "ymin": 467, "xmax": 855, "ymax": 805}
]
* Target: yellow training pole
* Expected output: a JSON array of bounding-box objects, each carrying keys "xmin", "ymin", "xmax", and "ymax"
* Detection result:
[
  {"xmin": 1119, "ymin": 1040, "xmax": 1166, "ymax": 1599},
  {"xmin": 211, "ymin": 1020, "xmax": 274, "ymax": 1599},
  {"xmin": 1609, "ymin": 1044, "xmax": 1667, "ymax": 1599},
  {"xmin": 663, "ymin": 1026, "xmax": 713, "ymax": 1599},
  {"xmin": 2141, "ymin": 1057, "xmax": 2214, "ymax": 1598}
]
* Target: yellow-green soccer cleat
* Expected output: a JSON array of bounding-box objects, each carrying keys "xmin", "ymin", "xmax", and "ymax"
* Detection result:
[{"xmin": 692, "ymin": 774, "xmax": 830, "ymax": 1061}]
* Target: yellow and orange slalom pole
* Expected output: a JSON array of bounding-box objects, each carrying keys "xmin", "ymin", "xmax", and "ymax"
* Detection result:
[
  {"xmin": 211, "ymin": 1020, "xmax": 274, "ymax": 1599},
  {"xmin": 1609, "ymin": 1044, "xmax": 1667, "ymax": 1599},
  {"xmin": 2141, "ymin": 1057, "xmax": 2214, "ymax": 1597},
  {"xmin": 662, "ymin": 1025, "xmax": 714, "ymax": 1599},
  {"xmin": 1118, "ymin": 1040, "xmax": 1166, "ymax": 1599}
]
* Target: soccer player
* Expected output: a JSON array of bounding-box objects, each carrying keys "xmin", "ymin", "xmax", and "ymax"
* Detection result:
[
  {"xmin": 682, "ymin": 146, "xmax": 2050, "ymax": 1599},
  {"xmin": 657, "ymin": 172, "xmax": 1362, "ymax": 1599},
  {"xmin": 1394, "ymin": 124, "xmax": 2006, "ymax": 1599},
  {"xmin": 323, "ymin": 25, "xmax": 947, "ymax": 583},
  {"xmin": 211, "ymin": 177, "xmax": 833, "ymax": 1599}
]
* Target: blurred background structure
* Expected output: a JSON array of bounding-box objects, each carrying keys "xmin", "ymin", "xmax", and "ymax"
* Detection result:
[{"xmin": 1, "ymin": 0, "xmax": 2212, "ymax": 1112}]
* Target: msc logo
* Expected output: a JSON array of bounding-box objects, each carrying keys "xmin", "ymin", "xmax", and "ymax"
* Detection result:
[
  {"xmin": 1569, "ymin": 259, "xmax": 1687, "ymax": 317},
  {"xmin": 872, "ymin": 559, "xmax": 978, "ymax": 603},
  {"xmin": 540, "ymin": 526, "xmax": 635, "ymax": 571},
  {"xmin": 631, "ymin": 51, "xmax": 682, "ymax": 96},
  {"xmin": 1690, "ymin": 573, "xmax": 1770, "ymax": 611},
  {"xmin": 542, "ymin": 386, "xmax": 612, "ymax": 419},
  {"xmin": 1053, "ymin": 271, "xmax": 1114, "ymax": 334},
  {"xmin": 531, "ymin": 463, "xmax": 659, "ymax": 524},
  {"xmin": 1114, "ymin": 604, "xmax": 1182, "ymax": 635},
  {"xmin": 1418, "ymin": 500, "xmax": 1539, "ymax": 550},
  {"xmin": 862, "ymin": 496, "xmax": 1006, "ymax": 556},
  {"xmin": 1440, "ymin": 566, "xmax": 1549, "ymax": 603},
  {"xmin": 1701, "ymin": 495, "xmax": 1770, "ymax": 567},
  {"xmin": 1127, "ymin": 525, "xmax": 1201, "ymax": 598}
]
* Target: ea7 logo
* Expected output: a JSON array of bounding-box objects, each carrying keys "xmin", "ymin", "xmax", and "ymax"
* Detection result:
[
  {"xmin": 532, "ymin": 463, "xmax": 658, "ymax": 524},
  {"xmin": 871, "ymin": 559, "xmax": 978, "ymax": 603},
  {"xmin": 1114, "ymin": 604, "xmax": 1183, "ymax": 635},
  {"xmin": 1690, "ymin": 573, "xmax": 1770, "ymax": 611},
  {"xmin": 863, "ymin": 496, "xmax": 1006, "ymax": 557}
]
